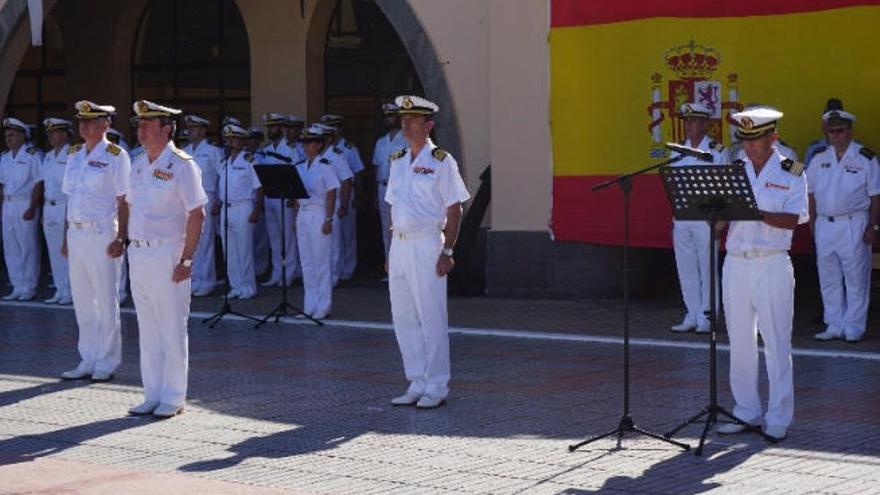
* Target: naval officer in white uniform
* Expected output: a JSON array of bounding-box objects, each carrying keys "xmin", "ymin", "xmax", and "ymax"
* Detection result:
[
  {"xmin": 183, "ymin": 114, "xmax": 222, "ymax": 296},
  {"xmin": 40, "ymin": 117, "xmax": 74, "ymax": 305}
]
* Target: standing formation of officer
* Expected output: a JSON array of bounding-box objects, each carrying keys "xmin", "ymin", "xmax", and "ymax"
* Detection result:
[
  {"xmin": 669, "ymin": 103, "xmax": 730, "ymax": 334},
  {"xmin": 40, "ymin": 118, "xmax": 73, "ymax": 305},
  {"xmin": 260, "ymin": 112, "xmax": 300, "ymax": 288},
  {"xmin": 807, "ymin": 105, "xmax": 880, "ymax": 343},
  {"xmin": 373, "ymin": 103, "xmax": 406, "ymax": 270},
  {"xmin": 385, "ymin": 95, "xmax": 470, "ymax": 409}
]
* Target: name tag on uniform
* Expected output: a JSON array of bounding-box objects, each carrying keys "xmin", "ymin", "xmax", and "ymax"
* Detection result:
[
  {"xmin": 845, "ymin": 166, "xmax": 861, "ymax": 174},
  {"xmin": 16, "ymin": 160, "xmax": 28, "ymax": 165},
  {"xmin": 88, "ymin": 160, "xmax": 108, "ymax": 168},
  {"xmin": 412, "ymin": 166, "xmax": 435, "ymax": 175},
  {"xmin": 765, "ymin": 182, "xmax": 789, "ymax": 191},
  {"xmin": 153, "ymin": 169, "xmax": 174, "ymax": 181}
]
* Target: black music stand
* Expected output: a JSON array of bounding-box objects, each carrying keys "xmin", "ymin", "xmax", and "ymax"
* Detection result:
[
  {"xmin": 658, "ymin": 164, "xmax": 777, "ymax": 455},
  {"xmin": 253, "ymin": 164, "xmax": 323, "ymax": 328},
  {"xmin": 569, "ymin": 155, "xmax": 691, "ymax": 454}
]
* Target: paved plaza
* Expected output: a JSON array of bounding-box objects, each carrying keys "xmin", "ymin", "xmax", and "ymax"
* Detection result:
[{"xmin": 0, "ymin": 291, "xmax": 878, "ymax": 494}]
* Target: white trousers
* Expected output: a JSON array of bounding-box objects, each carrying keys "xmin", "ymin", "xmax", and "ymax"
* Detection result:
[
  {"xmin": 296, "ymin": 207, "xmax": 333, "ymax": 318},
  {"xmin": 2, "ymin": 198, "xmax": 40, "ymax": 293},
  {"xmin": 337, "ymin": 199, "xmax": 357, "ymax": 279},
  {"xmin": 192, "ymin": 192, "xmax": 218, "ymax": 292},
  {"xmin": 378, "ymin": 184, "xmax": 392, "ymax": 260},
  {"xmin": 221, "ymin": 202, "xmax": 256, "ymax": 297},
  {"xmin": 388, "ymin": 233, "xmax": 450, "ymax": 398},
  {"xmin": 815, "ymin": 213, "xmax": 871, "ymax": 340},
  {"xmin": 265, "ymin": 198, "xmax": 301, "ymax": 283},
  {"xmin": 42, "ymin": 201, "xmax": 70, "ymax": 298},
  {"xmin": 722, "ymin": 253, "xmax": 794, "ymax": 428},
  {"xmin": 672, "ymin": 221, "xmax": 718, "ymax": 327},
  {"xmin": 129, "ymin": 241, "xmax": 190, "ymax": 407},
  {"xmin": 68, "ymin": 229, "xmax": 122, "ymax": 374}
]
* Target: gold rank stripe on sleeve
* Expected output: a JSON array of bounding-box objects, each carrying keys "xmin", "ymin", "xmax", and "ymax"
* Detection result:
[
  {"xmin": 106, "ymin": 142, "xmax": 121, "ymax": 156},
  {"xmin": 431, "ymin": 148, "xmax": 448, "ymax": 161}
]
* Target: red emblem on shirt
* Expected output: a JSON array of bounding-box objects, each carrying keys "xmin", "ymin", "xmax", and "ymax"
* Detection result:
[
  {"xmin": 412, "ymin": 166, "xmax": 435, "ymax": 175},
  {"xmin": 765, "ymin": 182, "xmax": 789, "ymax": 191},
  {"xmin": 153, "ymin": 169, "xmax": 174, "ymax": 181}
]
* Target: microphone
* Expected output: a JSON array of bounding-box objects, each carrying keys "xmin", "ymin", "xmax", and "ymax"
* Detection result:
[{"xmin": 665, "ymin": 142, "xmax": 713, "ymax": 162}]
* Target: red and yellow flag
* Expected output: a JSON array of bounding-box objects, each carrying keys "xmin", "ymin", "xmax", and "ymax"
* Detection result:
[{"xmin": 551, "ymin": 0, "xmax": 880, "ymax": 248}]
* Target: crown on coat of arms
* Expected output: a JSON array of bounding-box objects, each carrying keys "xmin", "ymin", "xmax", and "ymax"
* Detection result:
[{"xmin": 665, "ymin": 40, "xmax": 720, "ymax": 79}]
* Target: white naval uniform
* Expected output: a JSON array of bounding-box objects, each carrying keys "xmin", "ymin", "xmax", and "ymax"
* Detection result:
[
  {"xmin": 806, "ymin": 142, "xmax": 880, "ymax": 340},
  {"xmin": 671, "ymin": 136, "xmax": 729, "ymax": 329},
  {"xmin": 0, "ymin": 145, "xmax": 42, "ymax": 296},
  {"xmin": 40, "ymin": 144, "xmax": 71, "ymax": 300},
  {"xmin": 335, "ymin": 137, "xmax": 364, "ymax": 280},
  {"xmin": 184, "ymin": 139, "xmax": 222, "ymax": 293},
  {"xmin": 219, "ymin": 151, "xmax": 262, "ymax": 297},
  {"xmin": 62, "ymin": 139, "xmax": 130, "ymax": 375},
  {"xmin": 261, "ymin": 140, "xmax": 301, "ymax": 284},
  {"xmin": 385, "ymin": 140, "xmax": 470, "ymax": 399},
  {"xmin": 127, "ymin": 142, "xmax": 207, "ymax": 408},
  {"xmin": 373, "ymin": 129, "xmax": 407, "ymax": 260},
  {"xmin": 295, "ymin": 157, "xmax": 340, "ymax": 318},
  {"xmin": 321, "ymin": 146, "xmax": 354, "ymax": 285},
  {"xmin": 722, "ymin": 151, "xmax": 808, "ymax": 429}
]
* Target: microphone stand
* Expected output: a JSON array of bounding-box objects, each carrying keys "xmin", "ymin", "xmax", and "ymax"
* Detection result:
[
  {"xmin": 569, "ymin": 153, "xmax": 691, "ymax": 453},
  {"xmin": 203, "ymin": 147, "xmax": 262, "ymax": 328}
]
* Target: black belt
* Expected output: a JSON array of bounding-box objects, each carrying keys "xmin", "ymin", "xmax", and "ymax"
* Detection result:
[{"xmin": 826, "ymin": 213, "xmax": 862, "ymax": 222}]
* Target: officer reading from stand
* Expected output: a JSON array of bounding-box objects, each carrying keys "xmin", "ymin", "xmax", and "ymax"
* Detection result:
[
  {"xmin": 60, "ymin": 101, "xmax": 130, "ymax": 382},
  {"xmin": 670, "ymin": 102, "xmax": 730, "ymax": 334},
  {"xmin": 0, "ymin": 117, "xmax": 43, "ymax": 301},
  {"xmin": 126, "ymin": 100, "xmax": 207, "ymax": 419},
  {"xmin": 717, "ymin": 107, "xmax": 808, "ymax": 441},
  {"xmin": 40, "ymin": 117, "xmax": 74, "ymax": 305},
  {"xmin": 807, "ymin": 106, "xmax": 880, "ymax": 343},
  {"xmin": 293, "ymin": 124, "xmax": 340, "ymax": 320},
  {"xmin": 386, "ymin": 95, "xmax": 470, "ymax": 409}
]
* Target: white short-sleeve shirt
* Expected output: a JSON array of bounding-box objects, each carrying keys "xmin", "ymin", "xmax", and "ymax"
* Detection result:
[
  {"xmin": 127, "ymin": 141, "xmax": 208, "ymax": 242},
  {"xmin": 62, "ymin": 138, "xmax": 131, "ymax": 228},
  {"xmin": 373, "ymin": 130, "xmax": 407, "ymax": 184},
  {"xmin": 40, "ymin": 144, "xmax": 70, "ymax": 202},
  {"xmin": 385, "ymin": 139, "xmax": 470, "ymax": 232},
  {"xmin": 726, "ymin": 151, "xmax": 808, "ymax": 253},
  {"xmin": 218, "ymin": 150, "xmax": 262, "ymax": 202},
  {"xmin": 337, "ymin": 137, "xmax": 364, "ymax": 174},
  {"xmin": 184, "ymin": 139, "xmax": 223, "ymax": 193},
  {"xmin": 296, "ymin": 156, "xmax": 341, "ymax": 208},
  {"xmin": 806, "ymin": 141, "xmax": 880, "ymax": 216},
  {"xmin": 0, "ymin": 146, "xmax": 42, "ymax": 197}
]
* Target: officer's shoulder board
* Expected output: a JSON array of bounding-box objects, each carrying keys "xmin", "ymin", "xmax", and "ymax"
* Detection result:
[
  {"xmin": 432, "ymin": 147, "xmax": 449, "ymax": 161},
  {"xmin": 733, "ymin": 158, "xmax": 745, "ymax": 166},
  {"xmin": 319, "ymin": 157, "xmax": 331, "ymax": 165},
  {"xmin": 172, "ymin": 147, "xmax": 193, "ymax": 161},
  {"xmin": 106, "ymin": 142, "xmax": 121, "ymax": 156},
  {"xmin": 344, "ymin": 141, "xmax": 354, "ymax": 149},
  {"xmin": 780, "ymin": 157, "xmax": 805, "ymax": 176},
  {"xmin": 70, "ymin": 143, "xmax": 83, "ymax": 153},
  {"xmin": 332, "ymin": 146, "xmax": 343, "ymax": 154},
  {"xmin": 389, "ymin": 148, "xmax": 407, "ymax": 161},
  {"xmin": 294, "ymin": 158, "xmax": 307, "ymax": 166},
  {"xmin": 813, "ymin": 145, "xmax": 828, "ymax": 155},
  {"xmin": 708, "ymin": 140, "xmax": 724, "ymax": 152},
  {"xmin": 859, "ymin": 146, "xmax": 876, "ymax": 161},
  {"xmin": 26, "ymin": 146, "xmax": 39, "ymax": 155},
  {"xmin": 244, "ymin": 152, "xmax": 255, "ymax": 163}
]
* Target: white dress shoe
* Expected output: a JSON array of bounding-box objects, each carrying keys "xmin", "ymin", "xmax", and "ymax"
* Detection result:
[
  {"xmin": 845, "ymin": 334, "xmax": 862, "ymax": 343},
  {"xmin": 390, "ymin": 392, "xmax": 421, "ymax": 406},
  {"xmin": 671, "ymin": 321, "xmax": 696, "ymax": 332},
  {"xmin": 90, "ymin": 370, "xmax": 114, "ymax": 382},
  {"xmin": 695, "ymin": 322, "xmax": 711, "ymax": 334},
  {"xmin": 1, "ymin": 291, "xmax": 20, "ymax": 301},
  {"xmin": 57, "ymin": 296, "xmax": 73, "ymax": 305},
  {"xmin": 128, "ymin": 401, "xmax": 159, "ymax": 416},
  {"xmin": 192, "ymin": 287, "xmax": 214, "ymax": 297},
  {"xmin": 717, "ymin": 422, "xmax": 758, "ymax": 435},
  {"xmin": 260, "ymin": 278, "xmax": 281, "ymax": 287},
  {"xmin": 416, "ymin": 395, "xmax": 447, "ymax": 409},
  {"xmin": 61, "ymin": 364, "xmax": 91, "ymax": 381},
  {"xmin": 238, "ymin": 292, "xmax": 254, "ymax": 300},
  {"xmin": 152, "ymin": 403, "xmax": 184, "ymax": 418},
  {"xmin": 16, "ymin": 292, "xmax": 35, "ymax": 301},
  {"xmin": 814, "ymin": 329, "xmax": 842, "ymax": 341},
  {"xmin": 763, "ymin": 425, "xmax": 787, "ymax": 441},
  {"xmin": 44, "ymin": 294, "xmax": 61, "ymax": 304},
  {"xmin": 226, "ymin": 290, "xmax": 240, "ymax": 299}
]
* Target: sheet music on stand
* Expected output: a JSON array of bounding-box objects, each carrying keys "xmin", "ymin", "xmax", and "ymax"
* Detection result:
[{"xmin": 659, "ymin": 165, "xmax": 762, "ymax": 222}]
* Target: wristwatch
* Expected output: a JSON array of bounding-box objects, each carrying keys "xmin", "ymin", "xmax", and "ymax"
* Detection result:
[
  {"xmin": 179, "ymin": 258, "xmax": 193, "ymax": 268},
  {"xmin": 873, "ymin": 225, "xmax": 879, "ymax": 232},
  {"xmin": 441, "ymin": 247, "xmax": 454, "ymax": 257},
  {"xmin": 325, "ymin": 216, "xmax": 333, "ymax": 222}
]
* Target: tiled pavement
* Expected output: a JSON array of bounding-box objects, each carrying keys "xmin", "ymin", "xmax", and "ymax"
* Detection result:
[{"xmin": 0, "ymin": 291, "xmax": 878, "ymax": 494}]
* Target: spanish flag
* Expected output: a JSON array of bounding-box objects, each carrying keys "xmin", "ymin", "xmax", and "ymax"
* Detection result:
[{"xmin": 551, "ymin": 0, "xmax": 880, "ymax": 249}]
